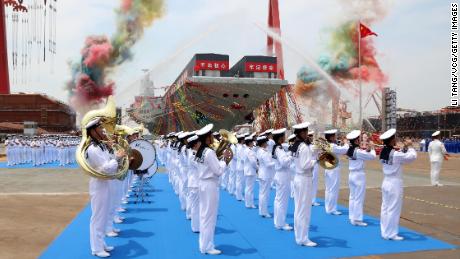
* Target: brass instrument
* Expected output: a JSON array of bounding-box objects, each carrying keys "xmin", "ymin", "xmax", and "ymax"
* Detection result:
[
  {"xmin": 313, "ymin": 137, "xmax": 339, "ymax": 170},
  {"xmin": 212, "ymin": 129, "xmax": 238, "ymax": 164},
  {"xmin": 75, "ymin": 96, "xmax": 130, "ymax": 180}
]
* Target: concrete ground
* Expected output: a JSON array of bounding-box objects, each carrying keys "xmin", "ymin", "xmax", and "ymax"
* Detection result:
[{"xmin": 0, "ymin": 152, "xmax": 458, "ymax": 259}]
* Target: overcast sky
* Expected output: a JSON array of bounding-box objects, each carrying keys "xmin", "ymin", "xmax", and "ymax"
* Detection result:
[{"xmin": 7, "ymin": 0, "xmax": 453, "ymax": 119}]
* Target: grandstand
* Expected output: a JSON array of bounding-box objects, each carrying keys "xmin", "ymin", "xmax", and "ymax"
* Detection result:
[{"xmin": 366, "ymin": 106, "xmax": 460, "ymax": 138}]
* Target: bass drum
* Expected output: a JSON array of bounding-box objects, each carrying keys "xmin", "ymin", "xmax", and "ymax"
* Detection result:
[
  {"xmin": 145, "ymin": 160, "xmax": 158, "ymax": 178},
  {"xmin": 129, "ymin": 139, "xmax": 156, "ymax": 171}
]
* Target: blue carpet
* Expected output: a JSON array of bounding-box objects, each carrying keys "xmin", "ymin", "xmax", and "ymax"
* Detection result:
[
  {"xmin": 0, "ymin": 161, "xmax": 78, "ymax": 169},
  {"xmin": 41, "ymin": 174, "xmax": 455, "ymax": 259}
]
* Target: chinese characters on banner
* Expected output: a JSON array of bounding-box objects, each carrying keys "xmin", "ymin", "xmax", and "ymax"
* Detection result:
[
  {"xmin": 194, "ymin": 60, "xmax": 229, "ymax": 71},
  {"xmin": 245, "ymin": 62, "xmax": 277, "ymax": 73}
]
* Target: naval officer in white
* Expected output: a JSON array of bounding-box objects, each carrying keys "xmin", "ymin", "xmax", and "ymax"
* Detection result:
[
  {"xmin": 291, "ymin": 122, "xmax": 318, "ymax": 247},
  {"xmin": 428, "ymin": 131, "xmax": 447, "ymax": 187}
]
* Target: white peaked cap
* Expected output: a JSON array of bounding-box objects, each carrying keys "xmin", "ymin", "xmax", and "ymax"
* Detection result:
[
  {"xmin": 379, "ymin": 128, "xmax": 396, "ymax": 140},
  {"xmin": 346, "ymin": 130, "xmax": 361, "ymax": 140},
  {"xmin": 257, "ymin": 136, "xmax": 267, "ymax": 141},
  {"xmin": 272, "ymin": 128, "xmax": 287, "ymax": 135},
  {"xmin": 196, "ymin": 124, "xmax": 214, "ymax": 136},
  {"xmin": 292, "ymin": 122, "xmax": 310, "ymax": 130},
  {"xmin": 187, "ymin": 135, "xmax": 198, "ymax": 142},
  {"xmin": 324, "ymin": 129, "xmax": 338, "ymax": 135},
  {"xmin": 264, "ymin": 129, "xmax": 274, "ymax": 134},
  {"xmin": 178, "ymin": 132, "xmax": 190, "ymax": 139},
  {"xmin": 85, "ymin": 118, "xmax": 101, "ymax": 129}
]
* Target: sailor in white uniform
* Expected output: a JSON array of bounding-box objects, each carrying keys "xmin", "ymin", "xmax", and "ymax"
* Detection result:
[
  {"xmin": 5, "ymin": 136, "xmax": 11, "ymax": 166},
  {"xmin": 178, "ymin": 132, "xmax": 193, "ymax": 216},
  {"xmin": 308, "ymin": 131, "xmax": 321, "ymax": 206},
  {"xmin": 187, "ymin": 134, "xmax": 201, "ymax": 233},
  {"xmin": 346, "ymin": 130, "xmax": 376, "ymax": 227},
  {"xmin": 85, "ymin": 118, "xmax": 124, "ymax": 257},
  {"xmin": 235, "ymin": 134, "xmax": 247, "ymax": 201},
  {"xmin": 428, "ymin": 131, "xmax": 447, "ymax": 186},
  {"xmin": 195, "ymin": 124, "xmax": 226, "ymax": 255},
  {"xmin": 227, "ymin": 141, "xmax": 237, "ymax": 195},
  {"xmin": 272, "ymin": 128, "xmax": 294, "ymax": 231},
  {"xmin": 379, "ymin": 129, "xmax": 417, "ymax": 241},
  {"xmin": 243, "ymin": 136, "xmax": 258, "ymax": 209},
  {"xmin": 290, "ymin": 122, "xmax": 318, "ymax": 247},
  {"xmin": 256, "ymin": 136, "xmax": 275, "ymax": 217},
  {"xmin": 323, "ymin": 129, "xmax": 349, "ymax": 215},
  {"xmin": 285, "ymin": 134, "xmax": 296, "ymax": 199}
]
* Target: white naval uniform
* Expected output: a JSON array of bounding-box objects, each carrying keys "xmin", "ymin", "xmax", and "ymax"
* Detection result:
[
  {"xmin": 196, "ymin": 148, "xmax": 226, "ymax": 253},
  {"xmin": 293, "ymin": 142, "xmax": 317, "ymax": 244},
  {"xmin": 177, "ymin": 145, "xmax": 190, "ymax": 215},
  {"xmin": 428, "ymin": 139, "xmax": 447, "ymax": 186},
  {"xmin": 257, "ymin": 146, "xmax": 275, "ymax": 216},
  {"xmin": 227, "ymin": 144, "xmax": 237, "ymax": 194},
  {"xmin": 187, "ymin": 149, "xmax": 200, "ymax": 232},
  {"xmin": 235, "ymin": 144, "xmax": 245, "ymax": 201},
  {"xmin": 244, "ymin": 146, "xmax": 258, "ymax": 208},
  {"xmin": 324, "ymin": 143, "xmax": 349, "ymax": 214},
  {"xmin": 380, "ymin": 148, "xmax": 417, "ymax": 239},
  {"xmin": 171, "ymin": 146, "xmax": 180, "ymax": 196},
  {"xmin": 311, "ymin": 163, "xmax": 319, "ymax": 204},
  {"xmin": 106, "ymin": 179, "xmax": 123, "ymax": 234},
  {"xmin": 86, "ymin": 143, "xmax": 119, "ymax": 254},
  {"xmin": 58, "ymin": 141, "xmax": 64, "ymax": 166},
  {"xmin": 5, "ymin": 140, "xmax": 11, "ymax": 166},
  {"xmin": 348, "ymin": 148, "xmax": 376, "ymax": 223},
  {"xmin": 273, "ymin": 146, "xmax": 294, "ymax": 228}
]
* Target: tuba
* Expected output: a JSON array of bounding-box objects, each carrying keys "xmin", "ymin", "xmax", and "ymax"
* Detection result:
[
  {"xmin": 76, "ymin": 96, "xmax": 130, "ymax": 180},
  {"xmin": 313, "ymin": 137, "xmax": 339, "ymax": 170},
  {"xmin": 212, "ymin": 129, "xmax": 238, "ymax": 164}
]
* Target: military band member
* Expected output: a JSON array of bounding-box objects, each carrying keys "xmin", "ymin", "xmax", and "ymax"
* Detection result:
[
  {"xmin": 272, "ymin": 128, "xmax": 294, "ymax": 231},
  {"xmin": 235, "ymin": 134, "xmax": 247, "ymax": 201},
  {"xmin": 308, "ymin": 130, "xmax": 321, "ymax": 206},
  {"xmin": 187, "ymin": 134, "xmax": 201, "ymax": 233},
  {"xmin": 195, "ymin": 124, "xmax": 226, "ymax": 255},
  {"xmin": 178, "ymin": 132, "xmax": 192, "ymax": 216},
  {"xmin": 256, "ymin": 136, "xmax": 275, "ymax": 217},
  {"xmin": 379, "ymin": 129, "xmax": 417, "ymax": 241},
  {"xmin": 244, "ymin": 136, "xmax": 258, "ymax": 209},
  {"xmin": 227, "ymin": 141, "xmax": 237, "ymax": 195},
  {"xmin": 323, "ymin": 129, "xmax": 349, "ymax": 215},
  {"xmin": 290, "ymin": 122, "xmax": 318, "ymax": 247},
  {"xmin": 346, "ymin": 130, "xmax": 376, "ymax": 227},
  {"xmin": 85, "ymin": 118, "xmax": 124, "ymax": 257}
]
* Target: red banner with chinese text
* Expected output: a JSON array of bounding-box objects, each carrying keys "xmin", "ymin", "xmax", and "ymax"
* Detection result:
[{"xmin": 245, "ymin": 62, "xmax": 277, "ymax": 73}]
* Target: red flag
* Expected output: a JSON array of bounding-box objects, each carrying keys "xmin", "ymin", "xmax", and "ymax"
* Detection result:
[{"xmin": 359, "ymin": 22, "xmax": 377, "ymax": 38}]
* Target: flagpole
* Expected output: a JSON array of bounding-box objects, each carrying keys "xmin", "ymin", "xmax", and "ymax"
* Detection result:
[{"xmin": 358, "ymin": 19, "xmax": 362, "ymax": 129}]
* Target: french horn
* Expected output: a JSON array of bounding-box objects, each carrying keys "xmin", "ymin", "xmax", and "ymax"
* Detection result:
[
  {"xmin": 212, "ymin": 129, "xmax": 237, "ymax": 165},
  {"xmin": 313, "ymin": 137, "xmax": 339, "ymax": 170},
  {"xmin": 75, "ymin": 96, "xmax": 130, "ymax": 180}
]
